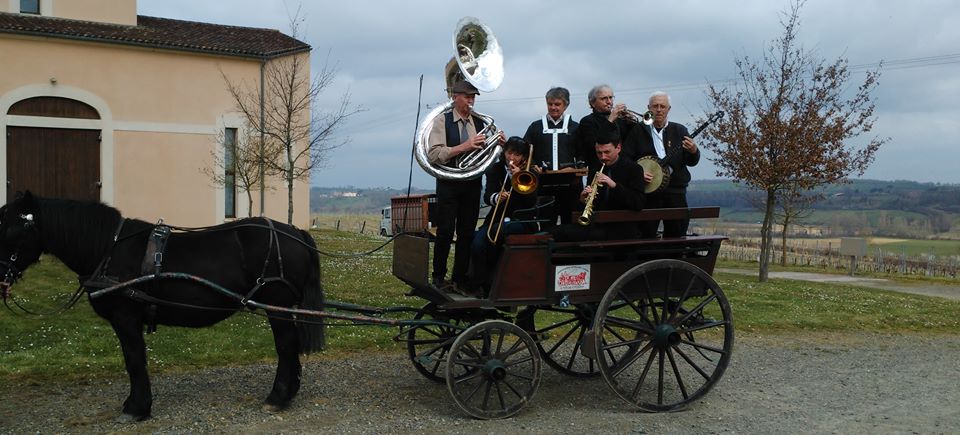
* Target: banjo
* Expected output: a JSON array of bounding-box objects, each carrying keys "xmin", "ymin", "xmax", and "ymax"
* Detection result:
[{"xmin": 637, "ymin": 110, "xmax": 724, "ymax": 194}]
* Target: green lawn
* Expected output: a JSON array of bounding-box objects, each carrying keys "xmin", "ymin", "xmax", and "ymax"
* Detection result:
[{"xmin": 1, "ymin": 229, "xmax": 958, "ymax": 384}]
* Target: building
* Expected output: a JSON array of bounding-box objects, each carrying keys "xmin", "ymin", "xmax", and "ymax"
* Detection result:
[{"xmin": 0, "ymin": 0, "xmax": 312, "ymax": 227}]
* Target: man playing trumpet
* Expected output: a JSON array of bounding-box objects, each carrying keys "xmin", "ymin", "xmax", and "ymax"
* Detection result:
[{"xmin": 574, "ymin": 85, "xmax": 637, "ymax": 175}]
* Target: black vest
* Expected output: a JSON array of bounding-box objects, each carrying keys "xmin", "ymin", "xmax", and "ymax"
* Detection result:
[{"xmin": 444, "ymin": 110, "xmax": 486, "ymax": 148}]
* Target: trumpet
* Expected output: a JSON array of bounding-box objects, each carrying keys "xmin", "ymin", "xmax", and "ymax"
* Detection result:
[
  {"xmin": 487, "ymin": 144, "xmax": 538, "ymax": 244},
  {"xmin": 577, "ymin": 164, "xmax": 605, "ymax": 226},
  {"xmin": 619, "ymin": 108, "xmax": 655, "ymax": 126}
]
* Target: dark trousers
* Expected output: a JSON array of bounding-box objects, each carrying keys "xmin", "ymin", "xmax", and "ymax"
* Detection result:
[
  {"xmin": 640, "ymin": 188, "xmax": 689, "ymax": 238},
  {"xmin": 433, "ymin": 178, "xmax": 482, "ymax": 283},
  {"xmin": 470, "ymin": 221, "xmax": 532, "ymax": 288}
]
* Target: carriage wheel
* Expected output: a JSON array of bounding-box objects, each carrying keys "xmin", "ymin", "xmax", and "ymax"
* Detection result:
[
  {"xmin": 524, "ymin": 304, "xmax": 602, "ymax": 377},
  {"xmin": 407, "ymin": 303, "xmax": 467, "ymax": 383},
  {"xmin": 445, "ymin": 320, "xmax": 541, "ymax": 419},
  {"xmin": 593, "ymin": 259, "xmax": 733, "ymax": 412}
]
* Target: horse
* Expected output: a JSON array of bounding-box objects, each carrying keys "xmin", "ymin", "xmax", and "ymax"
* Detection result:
[{"xmin": 0, "ymin": 192, "xmax": 325, "ymax": 422}]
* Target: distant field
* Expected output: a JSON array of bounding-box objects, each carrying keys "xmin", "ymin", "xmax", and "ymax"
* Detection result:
[
  {"xmin": 715, "ymin": 233, "xmax": 960, "ymax": 259},
  {"xmin": 720, "ymin": 209, "xmax": 929, "ymax": 226},
  {"xmin": 311, "ymin": 213, "xmax": 382, "ymax": 236}
]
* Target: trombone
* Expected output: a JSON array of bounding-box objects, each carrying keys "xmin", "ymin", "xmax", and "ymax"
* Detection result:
[{"xmin": 486, "ymin": 144, "xmax": 538, "ymax": 244}]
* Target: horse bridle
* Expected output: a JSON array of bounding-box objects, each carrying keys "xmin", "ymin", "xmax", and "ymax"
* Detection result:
[{"xmin": 0, "ymin": 213, "xmax": 36, "ymax": 301}]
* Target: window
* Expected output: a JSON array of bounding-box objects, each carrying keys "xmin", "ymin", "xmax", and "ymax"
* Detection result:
[
  {"xmin": 224, "ymin": 128, "xmax": 237, "ymax": 218},
  {"xmin": 20, "ymin": 0, "xmax": 40, "ymax": 14}
]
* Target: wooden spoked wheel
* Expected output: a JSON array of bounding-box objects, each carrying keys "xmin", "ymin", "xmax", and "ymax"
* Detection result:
[
  {"xmin": 406, "ymin": 303, "xmax": 467, "ymax": 383},
  {"xmin": 445, "ymin": 320, "xmax": 542, "ymax": 419},
  {"xmin": 525, "ymin": 304, "xmax": 602, "ymax": 377},
  {"xmin": 593, "ymin": 259, "xmax": 734, "ymax": 412}
]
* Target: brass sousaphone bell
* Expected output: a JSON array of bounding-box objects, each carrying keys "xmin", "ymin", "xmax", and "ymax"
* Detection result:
[{"xmin": 414, "ymin": 17, "xmax": 505, "ymax": 181}]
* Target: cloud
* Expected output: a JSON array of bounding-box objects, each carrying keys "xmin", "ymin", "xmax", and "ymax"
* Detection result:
[{"xmin": 140, "ymin": 0, "xmax": 960, "ymax": 187}]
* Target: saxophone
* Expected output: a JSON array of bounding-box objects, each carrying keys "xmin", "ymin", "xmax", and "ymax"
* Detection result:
[{"xmin": 577, "ymin": 164, "xmax": 605, "ymax": 226}]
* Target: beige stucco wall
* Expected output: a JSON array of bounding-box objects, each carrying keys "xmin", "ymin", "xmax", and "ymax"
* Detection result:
[
  {"xmin": 3, "ymin": 0, "xmax": 137, "ymax": 25},
  {"xmin": 0, "ymin": 34, "xmax": 312, "ymax": 228}
]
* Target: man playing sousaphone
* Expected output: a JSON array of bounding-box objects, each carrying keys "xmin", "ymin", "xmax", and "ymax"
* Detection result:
[
  {"xmin": 623, "ymin": 91, "xmax": 700, "ymax": 238},
  {"xmin": 426, "ymin": 79, "xmax": 506, "ymax": 293}
]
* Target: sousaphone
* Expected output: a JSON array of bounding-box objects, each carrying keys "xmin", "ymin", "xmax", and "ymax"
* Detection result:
[{"xmin": 414, "ymin": 17, "xmax": 505, "ymax": 180}]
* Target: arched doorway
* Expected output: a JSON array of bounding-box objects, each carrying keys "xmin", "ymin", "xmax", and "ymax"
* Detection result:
[{"xmin": 6, "ymin": 97, "xmax": 101, "ymax": 201}]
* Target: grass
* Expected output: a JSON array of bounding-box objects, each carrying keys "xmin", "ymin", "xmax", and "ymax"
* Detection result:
[{"xmin": 1, "ymin": 229, "xmax": 958, "ymax": 385}]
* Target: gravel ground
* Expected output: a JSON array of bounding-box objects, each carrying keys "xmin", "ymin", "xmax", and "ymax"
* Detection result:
[{"xmin": 1, "ymin": 332, "xmax": 958, "ymax": 434}]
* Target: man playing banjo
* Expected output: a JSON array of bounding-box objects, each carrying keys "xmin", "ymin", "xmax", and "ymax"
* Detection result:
[{"xmin": 624, "ymin": 91, "xmax": 700, "ymax": 238}]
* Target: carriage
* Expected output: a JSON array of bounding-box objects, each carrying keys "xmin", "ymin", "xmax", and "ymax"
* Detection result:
[{"xmin": 389, "ymin": 200, "xmax": 733, "ymax": 419}]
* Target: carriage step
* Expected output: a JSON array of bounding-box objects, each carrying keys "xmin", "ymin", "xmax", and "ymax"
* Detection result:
[{"xmin": 579, "ymin": 329, "xmax": 597, "ymax": 360}]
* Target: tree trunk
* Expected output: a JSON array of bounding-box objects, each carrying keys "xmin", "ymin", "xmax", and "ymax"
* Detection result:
[
  {"xmin": 287, "ymin": 146, "xmax": 295, "ymax": 225},
  {"xmin": 780, "ymin": 215, "xmax": 790, "ymax": 266},
  {"xmin": 246, "ymin": 189, "xmax": 254, "ymax": 218},
  {"xmin": 758, "ymin": 189, "xmax": 776, "ymax": 282}
]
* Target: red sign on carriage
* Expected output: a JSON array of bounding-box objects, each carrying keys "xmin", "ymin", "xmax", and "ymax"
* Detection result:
[{"xmin": 555, "ymin": 265, "xmax": 590, "ymax": 292}]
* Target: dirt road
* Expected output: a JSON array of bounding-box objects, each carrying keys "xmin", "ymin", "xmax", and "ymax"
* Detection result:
[{"xmin": 1, "ymin": 332, "xmax": 958, "ymax": 434}]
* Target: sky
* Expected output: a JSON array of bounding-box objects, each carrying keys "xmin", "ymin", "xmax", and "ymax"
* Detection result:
[{"xmin": 139, "ymin": 0, "xmax": 960, "ymax": 189}]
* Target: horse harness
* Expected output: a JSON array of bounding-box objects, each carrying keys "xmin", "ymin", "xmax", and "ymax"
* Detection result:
[{"xmin": 82, "ymin": 218, "xmax": 299, "ymax": 332}]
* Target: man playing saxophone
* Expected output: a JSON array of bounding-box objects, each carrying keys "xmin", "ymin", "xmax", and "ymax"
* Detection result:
[{"xmin": 551, "ymin": 125, "xmax": 646, "ymax": 242}]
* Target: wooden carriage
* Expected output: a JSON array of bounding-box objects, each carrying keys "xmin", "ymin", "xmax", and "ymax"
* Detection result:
[{"xmin": 392, "ymin": 204, "xmax": 733, "ymax": 419}]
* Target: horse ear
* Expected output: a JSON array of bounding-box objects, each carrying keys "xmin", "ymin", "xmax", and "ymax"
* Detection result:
[{"xmin": 21, "ymin": 190, "xmax": 34, "ymax": 204}]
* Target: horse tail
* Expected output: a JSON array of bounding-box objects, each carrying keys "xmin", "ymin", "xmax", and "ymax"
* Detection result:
[{"xmin": 296, "ymin": 228, "xmax": 326, "ymax": 354}]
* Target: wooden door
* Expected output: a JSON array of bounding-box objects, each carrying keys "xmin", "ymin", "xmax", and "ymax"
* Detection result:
[{"xmin": 6, "ymin": 126, "xmax": 101, "ymax": 202}]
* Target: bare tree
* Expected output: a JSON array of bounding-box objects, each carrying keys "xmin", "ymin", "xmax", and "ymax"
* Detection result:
[
  {"xmin": 201, "ymin": 123, "xmax": 269, "ymax": 218},
  {"xmin": 221, "ymin": 16, "xmax": 361, "ymax": 224},
  {"xmin": 700, "ymin": 0, "xmax": 887, "ymax": 281}
]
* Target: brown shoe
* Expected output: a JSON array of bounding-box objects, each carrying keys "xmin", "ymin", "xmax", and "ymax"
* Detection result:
[{"xmin": 453, "ymin": 281, "xmax": 483, "ymax": 298}]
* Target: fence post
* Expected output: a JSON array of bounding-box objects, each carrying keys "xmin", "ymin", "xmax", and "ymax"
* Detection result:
[
  {"xmin": 336, "ymin": 219, "xmax": 341, "ymax": 231},
  {"xmin": 360, "ymin": 221, "xmax": 366, "ymax": 234}
]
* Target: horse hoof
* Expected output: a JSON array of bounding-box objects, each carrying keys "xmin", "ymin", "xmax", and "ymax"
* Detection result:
[
  {"xmin": 115, "ymin": 413, "xmax": 149, "ymax": 423},
  {"xmin": 261, "ymin": 403, "xmax": 286, "ymax": 413}
]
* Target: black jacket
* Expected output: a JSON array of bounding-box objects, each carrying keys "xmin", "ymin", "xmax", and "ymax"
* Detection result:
[
  {"xmin": 594, "ymin": 156, "xmax": 646, "ymax": 212},
  {"xmin": 575, "ymin": 112, "xmax": 635, "ymax": 172},
  {"xmin": 522, "ymin": 116, "xmax": 579, "ymax": 171},
  {"xmin": 623, "ymin": 122, "xmax": 700, "ymax": 189},
  {"xmin": 481, "ymin": 159, "xmax": 539, "ymax": 225}
]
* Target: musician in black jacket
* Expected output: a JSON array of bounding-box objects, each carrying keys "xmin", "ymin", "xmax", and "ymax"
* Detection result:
[
  {"xmin": 468, "ymin": 137, "xmax": 539, "ymax": 294},
  {"xmin": 574, "ymin": 84, "xmax": 635, "ymax": 174},
  {"xmin": 523, "ymin": 87, "xmax": 581, "ymax": 226},
  {"xmin": 551, "ymin": 125, "xmax": 646, "ymax": 242},
  {"xmin": 624, "ymin": 91, "xmax": 700, "ymax": 238}
]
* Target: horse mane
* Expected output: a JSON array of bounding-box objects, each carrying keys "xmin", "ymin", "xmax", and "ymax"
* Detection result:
[{"xmin": 35, "ymin": 197, "xmax": 126, "ymax": 273}]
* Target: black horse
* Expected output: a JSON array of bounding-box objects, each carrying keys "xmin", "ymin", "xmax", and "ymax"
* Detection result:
[{"xmin": 0, "ymin": 192, "xmax": 325, "ymax": 422}]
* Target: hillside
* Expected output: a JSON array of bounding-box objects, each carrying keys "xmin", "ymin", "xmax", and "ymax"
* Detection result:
[
  {"xmin": 311, "ymin": 179, "xmax": 960, "ymax": 238},
  {"xmin": 311, "ymin": 187, "xmax": 432, "ymax": 214}
]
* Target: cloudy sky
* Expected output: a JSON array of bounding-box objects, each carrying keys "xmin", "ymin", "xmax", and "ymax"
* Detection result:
[{"xmin": 140, "ymin": 0, "xmax": 960, "ymax": 189}]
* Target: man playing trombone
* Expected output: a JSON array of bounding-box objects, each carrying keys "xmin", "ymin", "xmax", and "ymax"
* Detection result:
[
  {"xmin": 426, "ymin": 79, "xmax": 506, "ymax": 293},
  {"xmin": 467, "ymin": 137, "xmax": 539, "ymax": 295}
]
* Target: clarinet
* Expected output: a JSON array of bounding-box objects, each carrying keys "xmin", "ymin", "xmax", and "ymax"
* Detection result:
[{"xmin": 577, "ymin": 164, "xmax": 605, "ymax": 226}]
